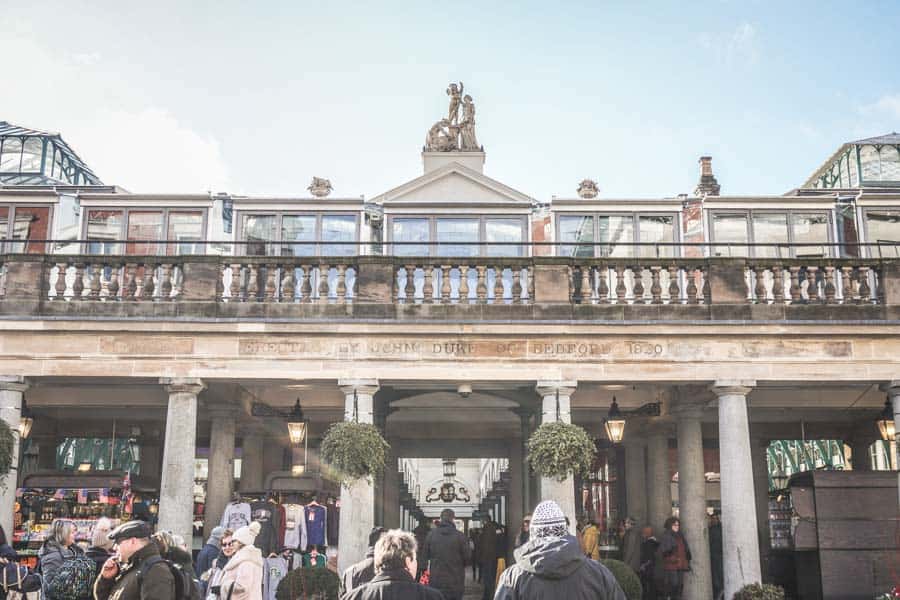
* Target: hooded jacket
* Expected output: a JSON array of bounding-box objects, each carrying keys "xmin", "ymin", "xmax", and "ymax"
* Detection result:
[
  {"xmin": 218, "ymin": 544, "xmax": 263, "ymax": 600},
  {"xmin": 341, "ymin": 568, "xmax": 444, "ymax": 600},
  {"xmin": 494, "ymin": 534, "xmax": 626, "ymax": 600},
  {"xmin": 422, "ymin": 521, "xmax": 469, "ymax": 598}
]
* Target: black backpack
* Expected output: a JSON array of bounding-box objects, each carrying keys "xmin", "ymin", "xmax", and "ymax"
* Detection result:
[{"xmin": 138, "ymin": 556, "xmax": 201, "ymax": 600}]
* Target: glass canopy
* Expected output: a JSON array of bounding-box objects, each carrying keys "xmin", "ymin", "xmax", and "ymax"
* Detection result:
[{"xmin": 0, "ymin": 121, "xmax": 102, "ymax": 186}]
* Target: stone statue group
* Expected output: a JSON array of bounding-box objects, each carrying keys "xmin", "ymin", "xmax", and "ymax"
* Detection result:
[{"xmin": 425, "ymin": 81, "xmax": 480, "ymax": 152}]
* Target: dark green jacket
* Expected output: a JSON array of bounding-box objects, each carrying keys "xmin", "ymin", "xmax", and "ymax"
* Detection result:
[{"xmin": 94, "ymin": 542, "xmax": 175, "ymax": 600}]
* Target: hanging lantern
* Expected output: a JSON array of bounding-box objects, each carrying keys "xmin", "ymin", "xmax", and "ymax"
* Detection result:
[
  {"xmin": 604, "ymin": 397, "xmax": 626, "ymax": 444},
  {"xmin": 442, "ymin": 459, "xmax": 457, "ymax": 481},
  {"xmin": 286, "ymin": 398, "xmax": 308, "ymax": 445},
  {"xmin": 19, "ymin": 399, "xmax": 33, "ymax": 439},
  {"xmin": 291, "ymin": 464, "xmax": 306, "ymax": 476},
  {"xmin": 771, "ymin": 469, "xmax": 789, "ymax": 491},
  {"xmin": 877, "ymin": 397, "xmax": 895, "ymax": 442},
  {"xmin": 127, "ymin": 437, "xmax": 140, "ymax": 463}
]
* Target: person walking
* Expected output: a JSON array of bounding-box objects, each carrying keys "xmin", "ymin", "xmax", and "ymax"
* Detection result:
[
  {"xmin": 413, "ymin": 520, "xmax": 431, "ymax": 581},
  {"xmin": 154, "ymin": 530, "xmax": 201, "ymax": 600},
  {"xmin": 468, "ymin": 527, "xmax": 481, "ymax": 582},
  {"xmin": 708, "ymin": 512, "xmax": 724, "ymax": 600},
  {"xmin": 478, "ymin": 519, "xmax": 499, "ymax": 600},
  {"xmin": 580, "ymin": 517, "xmax": 600, "ymax": 561},
  {"xmin": 341, "ymin": 529, "xmax": 443, "ymax": 600},
  {"xmin": 423, "ymin": 509, "xmax": 469, "ymax": 600},
  {"xmin": 621, "ymin": 517, "xmax": 641, "ymax": 574},
  {"xmin": 218, "ymin": 522, "xmax": 264, "ymax": 600},
  {"xmin": 494, "ymin": 500, "xmax": 626, "ymax": 600},
  {"xmin": 205, "ymin": 530, "xmax": 236, "ymax": 600},
  {"xmin": 86, "ymin": 518, "xmax": 115, "ymax": 573},
  {"xmin": 196, "ymin": 526, "xmax": 226, "ymax": 590},
  {"xmin": 659, "ymin": 517, "xmax": 691, "ymax": 600},
  {"xmin": 342, "ymin": 527, "xmax": 387, "ymax": 595},
  {"xmin": 39, "ymin": 518, "xmax": 94, "ymax": 600},
  {"xmin": 94, "ymin": 520, "xmax": 175, "ymax": 600},
  {"xmin": 514, "ymin": 515, "xmax": 530, "ymax": 549},
  {"xmin": 638, "ymin": 527, "xmax": 659, "ymax": 600}
]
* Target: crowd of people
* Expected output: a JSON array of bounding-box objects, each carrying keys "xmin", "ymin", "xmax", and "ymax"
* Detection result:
[{"xmin": 0, "ymin": 500, "xmax": 727, "ymax": 600}]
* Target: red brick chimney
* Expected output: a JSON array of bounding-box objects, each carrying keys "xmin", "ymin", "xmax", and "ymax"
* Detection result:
[{"xmin": 694, "ymin": 156, "xmax": 720, "ymax": 196}]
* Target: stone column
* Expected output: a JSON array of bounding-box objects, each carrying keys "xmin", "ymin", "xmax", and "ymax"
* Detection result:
[
  {"xmin": 887, "ymin": 382, "xmax": 900, "ymax": 502},
  {"xmin": 674, "ymin": 400, "xmax": 712, "ymax": 600},
  {"xmin": 535, "ymin": 381, "xmax": 577, "ymax": 531},
  {"xmin": 239, "ymin": 432, "xmax": 265, "ymax": 492},
  {"xmin": 0, "ymin": 376, "xmax": 28, "ymax": 538},
  {"xmin": 337, "ymin": 379, "xmax": 379, "ymax": 574},
  {"xmin": 205, "ymin": 407, "xmax": 236, "ymax": 537},
  {"xmin": 383, "ymin": 445, "xmax": 401, "ymax": 529},
  {"xmin": 646, "ymin": 428, "xmax": 672, "ymax": 535},
  {"xmin": 749, "ymin": 436, "xmax": 771, "ymax": 581},
  {"xmin": 158, "ymin": 378, "xmax": 205, "ymax": 544},
  {"xmin": 623, "ymin": 439, "xmax": 647, "ymax": 527},
  {"xmin": 712, "ymin": 380, "xmax": 761, "ymax": 598}
]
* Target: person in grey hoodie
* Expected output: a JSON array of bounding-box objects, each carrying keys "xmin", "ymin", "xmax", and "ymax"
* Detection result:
[{"xmin": 494, "ymin": 501, "xmax": 626, "ymax": 600}]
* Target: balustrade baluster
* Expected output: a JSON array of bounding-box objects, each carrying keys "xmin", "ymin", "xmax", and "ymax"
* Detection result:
[
  {"xmin": 858, "ymin": 266, "xmax": 871, "ymax": 304},
  {"xmin": 580, "ymin": 265, "xmax": 592, "ymax": 304},
  {"xmin": 89, "ymin": 264, "xmax": 102, "ymax": 300},
  {"xmin": 668, "ymin": 265, "xmax": 679, "ymax": 304},
  {"xmin": 423, "ymin": 265, "xmax": 434, "ymax": 303},
  {"xmin": 772, "ymin": 265, "xmax": 784, "ymax": 304},
  {"xmin": 805, "ymin": 266, "xmax": 819, "ymax": 303},
  {"xmin": 336, "ymin": 264, "xmax": 347, "ymax": 302},
  {"xmin": 124, "ymin": 263, "xmax": 138, "ymax": 300},
  {"xmin": 229, "ymin": 263, "xmax": 242, "ymax": 301},
  {"xmin": 789, "ymin": 266, "xmax": 801, "ymax": 303},
  {"xmin": 459, "ymin": 265, "xmax": 470, "ymax": 303},
  {"xmin": 476, "ymin": 266, "xmax": 488, "ymax": 302},
  {"xmin": 107, "ymin": 264, "xmax": 120, "ymax": 300},
  {"xmin": 493, "ymin": 266, "xmax": 504, "ymax": 302},
  {"xmin": 686, "ymin": 267, "xmax": 698, "ymax": 304},
  {"xmin": 404, "ymin": 265, "xmax": 416, "ymax": 302},
  {"xmin": 512, "ymin": 268, "xmax": 522, "ymax": 303},
  {"xmin": 318, "ymin": 265, "xmax": 330, "ymax": 302},
  {"xmin": 246, "ymin": 264, "xmax": 259, "ymax": 302},
  {"xmin": 632, "ymin": 267, "xmax": 644, "ymax": 303},
  {"xmin": 281, "ymin": 266, "xmax": 295, "ymax": 302},
  {"xmin": 615, "ymin": 265, "xmax": 627, "ymax": 303},
  {"xmin": 159, "ymin": 263, "xmax": 173, "ymax": 300},
  {"xmin": 300, "ymin": 265, "xmax": 312, "ymax": 303},
  {"xmin": 142, "ymin": 264, "xmax": 156, "ymax": 300},
  {"xmin": 441, "ymin": 265, "xmax": 452, "ymax": 303},
  {"xmin": 265, "ymin": 265, "xmax": 277, "ymax": 301},
  {"xmin": 840, "ymin": 266, "xmax": 853, "ymax": 304},
  {"xmin": 650, "ymin": 266, "xmax": 662, "ymax": 304},
  {"xmin": 823, "ymin": 266, "xmax": 836, "ymax": 304},
  {"xmin": 527, "ymin": 266, "xmax": 535, "ymax": 303},
  {"xmin": 596, "ymin": 265, "xmax": 609, "ymax": 303},
  {"xmin": 72, "ymin": 263, "xmax": 85, "ymax": 299},
  {"xmin": 568, "ymin": 266, "xmax": 575, "ymax": 302},
  {"xmin": 874, "ymin": 265, "xmax": 884, "ymax": 304},
  {"xmin": 54, "ymin": 262, "xmax": 68, "ymax": 300},
  {"xmin": 701, "ymin": 267, "xmax": 711, "ymax": 304},
  {"xmin": 753, "ymin": 266, "xmax": 766, "ymax": 304}
]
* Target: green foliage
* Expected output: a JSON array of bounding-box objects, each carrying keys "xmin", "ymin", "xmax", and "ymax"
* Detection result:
[
  {"xmin": 733, "ymin": 583, "xmax": 786, "ymax": 600},
  {"xmin": 600, "ymin": 559, "xmax": 641, "ymax": 600},
  {"xmin": 0, "ymin": 419, "xmax": 15, "ymax": 478},
  {"xmin": 320, "ymin": 421, "xmax": 389, "ymax": 486},
  {"xmin": 275, "ymin": 567, "xmax": 340, "ymax": 600},
  {"xmin": 526, "ymin": 421, "xmax": 596, "ymax": 481}
]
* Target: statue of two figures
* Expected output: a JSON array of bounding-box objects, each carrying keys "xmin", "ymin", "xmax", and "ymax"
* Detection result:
[{"xmin": 425, "ymin": 81, "xmax": 479, "ymax": 152}]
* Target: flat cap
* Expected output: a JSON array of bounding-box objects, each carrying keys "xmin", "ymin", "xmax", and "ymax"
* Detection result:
[{"xmin": 108, "ymin": 520, "xmax": 151, "ymax": 542}]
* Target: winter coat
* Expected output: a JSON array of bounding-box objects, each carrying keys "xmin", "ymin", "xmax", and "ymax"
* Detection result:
[
  {"xmin": 580, "ymin": 524, "xmax": 600, "ymax": 561},
  {"xmin": 478, "ymin": 524, "xmax": 498, "ymax": 564},
  {"xmin": 494, "ymin": 534, "xmax": 626, "ymax": 600},
  {"xmin": 205, "ymin": 554, "xmax": 231, "ymax": 600},
  {"xmin": 342, "ymin": 548, "xmax": 376, "ymax": 595},
  {"xmin": 38, "ymin": 541, "xmax": 81, "ymax": 600},
  {"xmin": 621, "ymin": 528, "xmax": 641, "ymax": 573},
  {"xmin": 195, "ymin": 543, "xmax": 220, "ymax": 586},
  {"xmin": 422, "ymin": 521, "xmax": 469, "ymax": 598},
  {"xmin": 86, "ymin": 545, "xmax": 114, "ymax": 573},
  {"xmin": 94, "ymin": 541, "xmax": 176, "ymax": 600},
  {"xmin": 659, "ymin": 530, "xmax": 691, "ymax": 572},
  {"xmin": 218, "ymin": 544, "xmax": 263, "ymax": 600},
  {"xmin": 341, "ymin": 568, "xmax": 444, "ymax": 600}
]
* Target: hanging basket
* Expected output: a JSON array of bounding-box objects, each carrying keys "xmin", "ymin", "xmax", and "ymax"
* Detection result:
[
  {"xmin": 526, "ymin": 421, "xmax": 596, "ymax": 481},
  {"xmin": 0, "ymin": 419, "xmax": 15, "ymax": 479},
  {"xmin": 319, "ymin": 421, "xmax": 389, "ymax": 486}
]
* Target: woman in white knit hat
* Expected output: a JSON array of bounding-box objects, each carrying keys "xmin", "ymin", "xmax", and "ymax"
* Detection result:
[{"xmin": 217, "ymin": 521, "xmax": 263, "ymax": 600}]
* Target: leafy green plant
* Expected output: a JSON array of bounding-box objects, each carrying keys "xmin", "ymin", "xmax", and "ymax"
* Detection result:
[
  {"xmin": 600, "ymin": 559, "xmax": 641, "ymax": 600},
  {"xmin": 733, "ymin": 583, "xmax": 785, "ymax": 600},
  {"xmin": 320, "ymin": 421, "xmax": 389, "ymax": 485},
  {"xmin": 0, "ymin": 419, "xmax": 15, "ymax": 478},
  {"xmin": 275, "ymin": 566, "xmax": 340, "ymax": 600},
  {"xmin": 526, "ymin": 421, "xmax": 596, "ymax": 481}
]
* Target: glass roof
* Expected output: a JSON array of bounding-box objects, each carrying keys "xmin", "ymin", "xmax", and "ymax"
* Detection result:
[{"xmin": 0, "ymin": 121, "xmax": 102, "ymax": 186}]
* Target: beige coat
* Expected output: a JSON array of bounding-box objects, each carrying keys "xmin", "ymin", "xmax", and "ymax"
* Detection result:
[{"xmin": 218, "ymin": 545, "xmax": 263, "ymax": 600}]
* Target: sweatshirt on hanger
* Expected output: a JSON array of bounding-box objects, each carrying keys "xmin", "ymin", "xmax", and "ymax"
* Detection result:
[
  {"xmin": 304, "ymin": 503, "xmax": 327, "ymax": 548},
  {"xmin": 282, "ymin": 504, "xmax": 307, "ymax": 550},
  {"xmin": 263, "ymin": 556, "xmax": 288, "ymax": 600},
  {"xmin": 250, "ymin": 500, "xmax": 282, "ymax": 555},
  {"xmin": 220, "ymin": 502, "xmax": 252, "ymax": 531}
]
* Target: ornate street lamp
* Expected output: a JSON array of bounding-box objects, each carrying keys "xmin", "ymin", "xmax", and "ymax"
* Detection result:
[
  {"xmin": 18, "ymin": 399, "xmax": 33, "ymax": 440},
  {"xmin": 604, "ymin": 397, "xmax": 626, "ymax": 444},
  {"xmin": 286, "ymin": 399, "xmax": 308, "ymax": 446},
  {"xmin": 771, "ymin": 469, "xmax": 789, "ymax": 491},
  {"xmin": 127, "ymin": 437, "xmax": 140, "ymax": 464},
  {"xmin": 877, "ymin": 397, "xmax": 895, "ymax": 442}
]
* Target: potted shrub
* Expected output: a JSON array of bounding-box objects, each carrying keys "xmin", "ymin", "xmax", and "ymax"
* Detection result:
[
  {"xmin": 0, "ymin": 420, "xmax": 14, "ymax": 478},
  {"xmin": 732, "ymin": 583, "xmax": 785, "ymax": 600},
  {"xmin": 600, "ymin": 559, "xmax": 641, "ymax": 600},
  {"xmin": 526, "ymin": 421, "xmax": 596, "ymax": 480},
  {"xmin": 275, "ymin": 566, "xmax": 340, "ymax": 600},
  {"xmin": 319, "ymin": 421, "xmax": 389, "ymax": 486}
]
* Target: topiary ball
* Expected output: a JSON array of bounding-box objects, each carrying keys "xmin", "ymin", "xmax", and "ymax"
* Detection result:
[
  {"xmin": 732, "ymin": 583, "xmax": 786, "ymax": 600},
  {"xmin": 275, "ymin": 566, "xmax": 340, "ymax": 600},
  {"xmin": 600, "ymin": 559, "xmax": 641, "ymax": 600}
]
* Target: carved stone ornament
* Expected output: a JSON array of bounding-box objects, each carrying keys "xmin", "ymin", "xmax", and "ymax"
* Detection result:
[
  {"xmin": 307, "ymin": 177, "xmax": 333, "ymax": 198},
  {"xmin": 425, "ymin": 82, "xmax": 480, "ymax": 152},
  {"xmin": 577, "ymin": 179, "xmax": 599, "ymax": 199}
]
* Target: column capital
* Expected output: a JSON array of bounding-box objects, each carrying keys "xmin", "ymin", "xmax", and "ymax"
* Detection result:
[
  {"xmin": 338, "ymin": 379, "xmax": 379, "ymax": 396},
  {"xmin": 535, "ymin": 380, "xmax": 577, "ymax": 398},
  {"xmin": 671, "ymin": 395, "xmax": 710, "ymax": 420},
  {"xmin": 879, "ymin": 381, "xmax": 900, "ymax": 396},
  {"xmin": 206, "ymin": 403, "xmax": 238, "ymax": 421},
  {"xmin": 0, "ymin": 376, "xmax": 29, "ymax": 394},
  {"xmin": 710, "ymin": 380, "xmax": 755, "ymax": 397},
  {"xmin": 160, "ymin": 377, "xmax": 206, "ymax": 396}
]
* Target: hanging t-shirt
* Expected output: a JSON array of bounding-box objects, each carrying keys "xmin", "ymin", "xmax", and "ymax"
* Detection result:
[
  {"xmin": 263, "ymin": 556, "xmax": 288, "ymax": 600},
  {"xmin": 282, "ymin": 504, "xmax": 307, "ymax": 550},
  {"xmin": 250, "ymin": 501, "xmax": 282, "ymax": 555},
  {"xmin": 220, "ymin": 502, "xmax": 252, "ymax": 531},
  {"xmin": 304, "ymin": 503, "xmax": 327, "ymax": 548},
  {"xmin": 326, "ymin": 503, "xmax": 339, "ymax": 546}
]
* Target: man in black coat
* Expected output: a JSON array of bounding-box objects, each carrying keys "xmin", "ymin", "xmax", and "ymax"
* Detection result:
[
  {"xmin": 422, "ymin": 509, "xmax": 469, "ymax": 600},
  {"xmin": 341, "ymin": 529, "xmax": 443, "ymax": 600}
]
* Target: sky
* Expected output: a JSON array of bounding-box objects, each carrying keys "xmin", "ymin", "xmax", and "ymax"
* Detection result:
[{"xmin": 2, "ymin": 1, "xmax": 899, "ymax": 199}]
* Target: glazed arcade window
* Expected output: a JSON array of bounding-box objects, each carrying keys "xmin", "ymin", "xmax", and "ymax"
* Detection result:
[
  {"xmin": 239, "ymin": 212, "xmax": 359, "ymax": 256},
  {"xmin": 85, "ymin": 208, "xmax": 207, "ymax": 255},
  {"xmin": 0, "ymin": 205, "xmax": 52, "ymax": 253}
]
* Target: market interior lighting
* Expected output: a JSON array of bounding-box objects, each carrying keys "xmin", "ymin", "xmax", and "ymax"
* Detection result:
[
  {"xmin": 291, "ymin": 464, "xmax": 306, "ymax": 476},
  {"xmin": 604, "ymin": 397, "xmax": 626, "ymax": 444},
  {"xmin": 286, "ymin": 398, "xmax": 308, "ymax": 446},
  {"xmin": 877, "ymin": 397, "xmax": 895, "ymax": 442},
  {"xmin": 77, "ymin": 462, "xmax": 92, "ymax": 472},
  {"xmin": 18, "ymin": 399, "xmax": 33, "ymax": 439}
]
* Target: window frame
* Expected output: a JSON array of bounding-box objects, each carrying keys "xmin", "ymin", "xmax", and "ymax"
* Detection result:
[
  {"xmin": 554, "ymin": 211, "xmax": 681, "ymax": 258},
  {"xmin": 707, "ymin": 209, "xmax": 834, "ymax": 258},
  {"xmin": 861, "ymin": 207, "xmax": 900, "ymax": 258},
  {"xmin": 81, "ymin": 206, "xmax": 209, "ymax": 255},
  {"xmin": 386, "ymin": 214, "xmax": 528, "ymax": 257},
  {"xmin": 235, "ymin": 210, "xmax": 361, "ymax": 256},
  {"xmin": 0, "ymin": 203, "xmax": 54, "ymax": 253}
]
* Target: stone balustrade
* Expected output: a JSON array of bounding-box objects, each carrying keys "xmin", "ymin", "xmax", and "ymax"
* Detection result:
[{"xmin": 0, "ymin": 253, "xmax": 899, "ymax": 320}]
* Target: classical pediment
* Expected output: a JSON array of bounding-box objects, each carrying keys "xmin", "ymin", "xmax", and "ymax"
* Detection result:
[{"xmin": 374, "ymin": 162, "xmax": 535, "ymax": 208}]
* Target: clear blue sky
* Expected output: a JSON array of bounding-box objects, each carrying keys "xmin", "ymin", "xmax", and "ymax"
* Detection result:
[{"xmin": 2, "ymin": 1, "xmax": 898, "ymax": 198}]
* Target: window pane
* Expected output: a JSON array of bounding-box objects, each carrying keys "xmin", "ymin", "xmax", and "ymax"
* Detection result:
[
  {"xmin": 0, "ymin": 138, "xmax": 22, "ymax": 172},
  {"xmin": 392, "ymin": 218, "xmax": 429, "ymax": 256},
  {"xmin": 322, "ymin": 215, "xmax": 356, "ymax": 256},
  {"xmin": 167, "ymin": 211, "xmax": 204, "ymax": 255},
  {"xmin": 712, "ymin": 213, "xmax": 749, "ymax": 257},
  {"xmin": 242, "ymin": 214, "xmax": 277, "ymax": 256},
  {"xmin": 87, "ymin": 210, "xmax": 123, "ymax": 254},
  {"xmin": 486, "ymin": 218, "xmax": 523, "ymax": 257},
  {"xmin": 638, "ymin": 215, "xmax": 675, "ymax": 258},
  {"xmin": 126, "ymin": 211, "xmax": 163, "ymax": 255},
  {"xmin": 598, "ymin": 215, "xmax": 634, "ymax": 258},
  {"xmin": 20, "ymin": 138, "xmax": 42, "ymax": 172},
  {"xmin": 752, "ymin": 213, "xmax": 789, "ymax": 258},
  {"xmin": 792, "ymin": 213, "xmax": 830, "ymax": 257},
  {"xmin": 8, "ymin": 206, "xmax": 51, "ymax": 254},
  {"xmin": 437, "ymin": 218, "xmax": 478, "ymax": 257},
  {"xmin": 558, "ymin": 215, "xmax": 594, "ymax": 257},
  {"xmin": 880, "ymin": 146, "xmax": 900, "ymax": 181},
  {"xmin": 0, "ymin": 207, "xmax": 7, "ymax": 250},
  {"xmin": 281, "ymin": 215, "xmax": 316, "ymax": 257},
  {"xmin": 860, "ymin": 145, "xmax": 880, "ymax": 181},
  {"xmin": 866, "ymin": 210, "xmax": 900, "ymax": 257}
]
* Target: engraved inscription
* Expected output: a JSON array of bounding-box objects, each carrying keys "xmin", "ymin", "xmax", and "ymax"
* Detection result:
[{"xmin": 100, "ymin": 336, "xmax": 194, "ymax": 355}]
